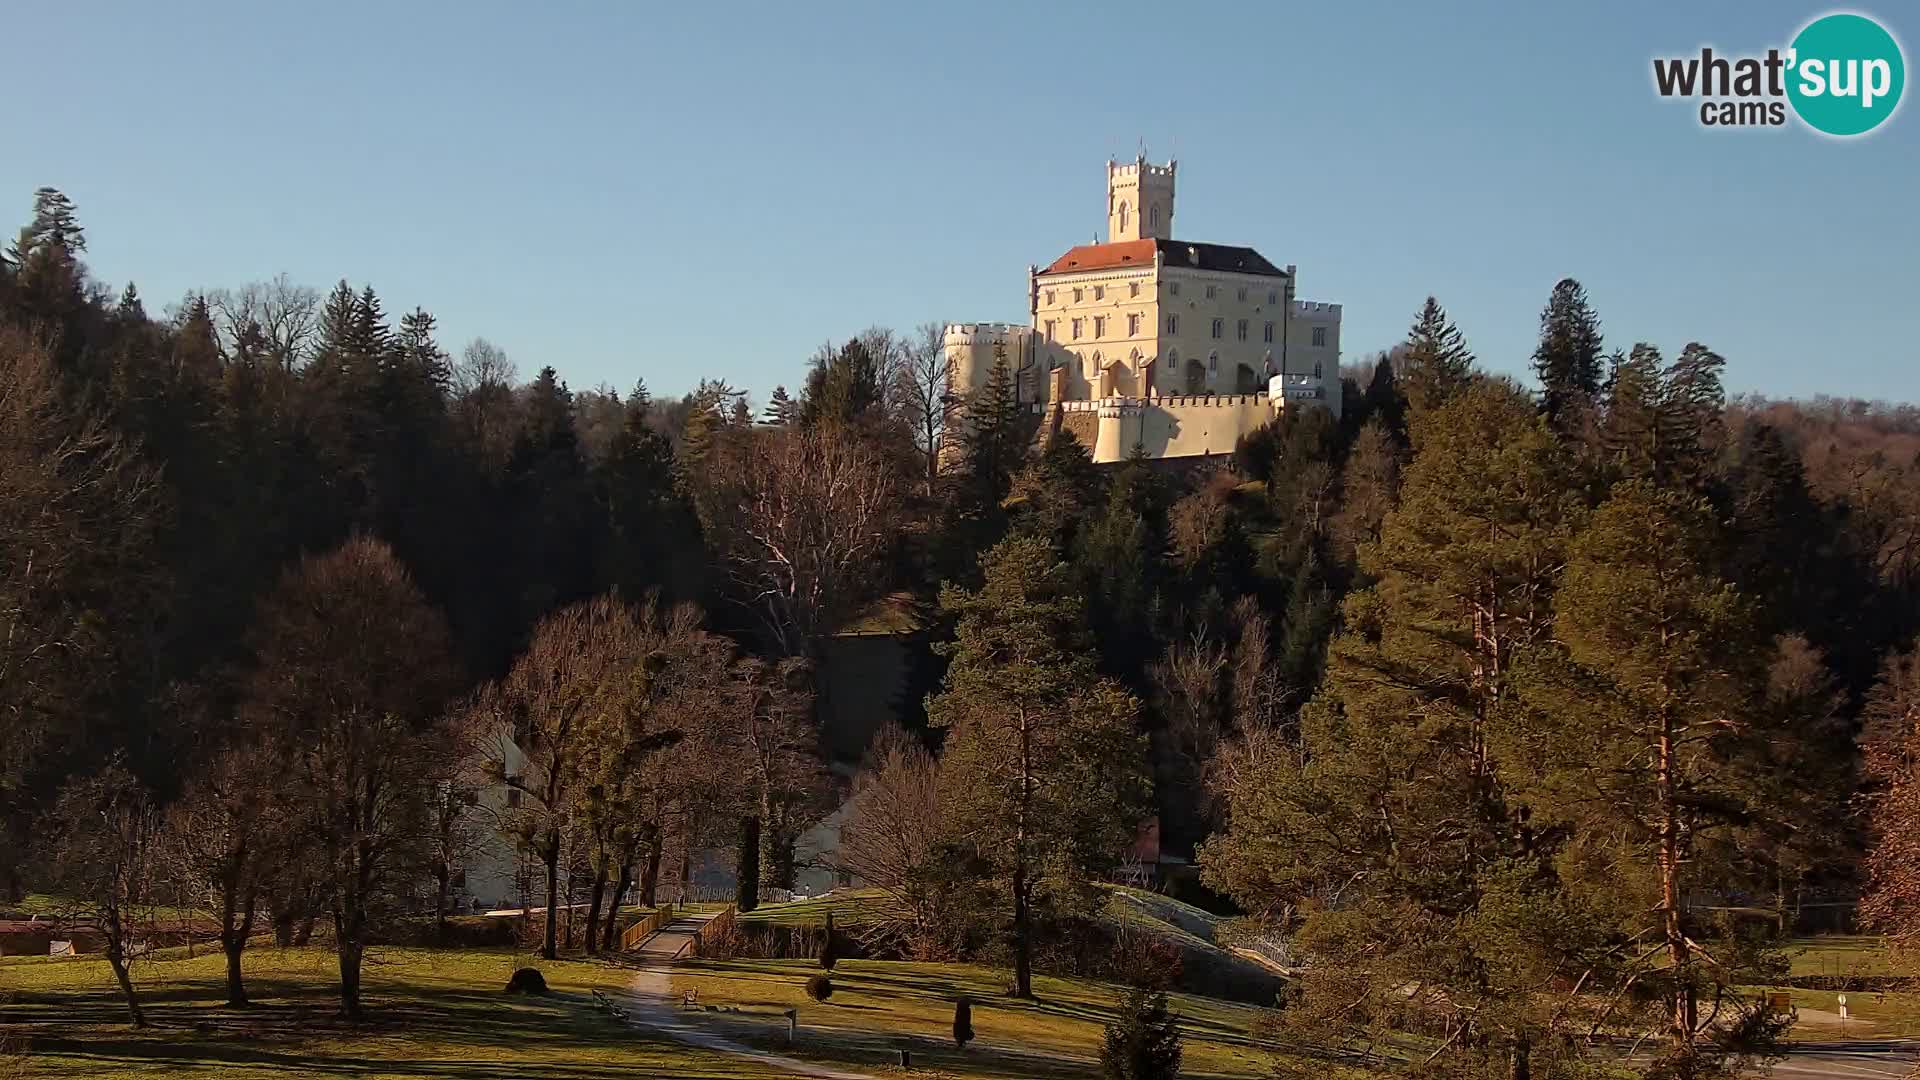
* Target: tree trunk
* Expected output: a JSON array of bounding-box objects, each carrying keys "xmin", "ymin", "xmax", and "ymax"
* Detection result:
[
  {"xmin": 1657, "ymin": 702, "xmax": 1694, "ymax": 1047},
  {"xmin": 602, "ymin": 861, "xmax": 633, "ymax": 953},
  {"xmin": 737, "ymin": 816, "xmax": 762, "ymax": 912},
  {"xmin": 1011, "ymin": 707, "xmax": 1034, "ymax": 1000},
  {"xmin": 583, "ymin": 866, "xmax": 608, "ymax": 956},
  {"xmin": 433, "ymin": 859, "xmax": 451, "ymax": 944},
  {"xmin": 541, "ymin": 829, "xmax": 561, "ymax": 960},
  {"xmin": 104, "ymin": 905, "xmax": 145, "ymax": 1027},
  {"xmin": 640, "ymin": 832, "xmax": 663, "ymax": 907},
  {"xmin": 224, "ymin": 890, "xmax": 257, "ymax": 1007},
  {"xmin": 337, "ymin": 929, "xmax": 363, "ymax": 1021}
]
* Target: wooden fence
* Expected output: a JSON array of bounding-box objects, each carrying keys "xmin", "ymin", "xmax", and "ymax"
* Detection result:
[
  {"xmin": 618, "ymin": 903, "xmax": 675, "ymax": 953},
  {"xmin": 689, "ymin": 904, "xmax": 736, "ymax": 958}
]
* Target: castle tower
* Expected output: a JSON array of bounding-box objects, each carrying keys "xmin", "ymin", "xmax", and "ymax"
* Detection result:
[{"xmin": 1107, "ymin": 156, "xmax": 1175, "ymax": 242}]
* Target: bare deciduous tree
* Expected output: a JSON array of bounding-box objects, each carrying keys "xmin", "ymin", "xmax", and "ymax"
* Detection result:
[
  {"xmin": 893, "ymin": 321, "xmax": 953, "ymax": 493},
  {"xmin": 475, "ymin": 596, "xmax": 643, "ymax": 960},
  {"xmin": 703, "ymin": 423, "xmax": 904, "ymax": 657},
  {"xmin": 826, "ymin": 724, "xmax": 954, "ymax": 952},
  {"xmin": 240, "ymin": 536, "xmax": 459, "ymax": 1019},
  {"xmin": 0, "ymin": 327, "xmax": 159, "ymax": 901},
  {"xmin": 204, "ymin": 274, "xmax": 320, "ymax": 366},
  {"xmin": 38, "ymin": 762, "xmax": 158, "ymax": 1027}
]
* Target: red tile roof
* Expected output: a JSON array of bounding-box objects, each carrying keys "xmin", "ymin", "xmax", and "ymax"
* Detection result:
[
  {"xmin": 1038, "ymin": 238, "xmax": 1290, "ymax": 278},
  {"xmin": 1039, "ymin": 239, "xmax": 1157, "ymax": 275}
]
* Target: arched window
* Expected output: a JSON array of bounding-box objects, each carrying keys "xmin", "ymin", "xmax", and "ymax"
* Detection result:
[
  {"xmin": 1313, "ymin": 359, "xmax": 1323, "ymax": 378},
  {"xmin": 1165, "ymin": 347, "xmax": 1178, "ymax": 369},
  {"xmin": 1119, "ymin": 201, "xmax": 1129, "ymax": 233},
  {"xmin": 1149, "ymin": 205, "xmax": 1161, "ymax": 231}
]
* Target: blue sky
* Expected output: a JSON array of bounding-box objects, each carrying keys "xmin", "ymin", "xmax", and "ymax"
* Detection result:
[{"xmin": 5, "ymin": 1, "xmax": 1915, "ymax": 404}]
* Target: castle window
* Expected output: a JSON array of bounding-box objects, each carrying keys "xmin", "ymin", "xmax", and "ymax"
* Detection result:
[
  {"xmin": 1127, "ymin": 314, "xmax": 1140, "ymax": 336},
  {"xmin": 1313, "ymin": 359, "xmax": 1324, "ymax": 378},
  {"xmin": 1150, "ymin": 206, "xmax": 1160, "ymax": 230},
  {"xmin": 1046, "ymin": 290, "xmax": 1055, "ymax": 305},
  {"xmin": 1166, "ymin": 348, "xmax": 1178, "ymax": 368},
  {"xmin": 1205, "ymin": 284, "xmax": 1217, "ymax": 300},
  {"xmin": 1119, "ymin": 201, "xmax": 1129, "ymax": 233},
  {"xmin": 1236, "ymin": 319, "xmax": 1248, "ymax": 341},
  {"xmin": 1129, "ymin": 281, "xmax": 1139, "ymax": 298},
  {"xmin": 1073, "ymin": 288, "xmax": 1083, "ymax": 303},
  {"xmin": 1211, "ymin": 318, "xmax": 1224, "ymax": 339},
  {"xmin": 1072, "ymin": 318, "xmax": 1083, "ymax": 340},
  {"xmin": 1166, "ymin": 314, "xmax": 1178, "ymax": 334},
  {"xmin": 1263, "ymin": 321, "xmax": 1274, "ymax": 343},
  {"xmin": 1169, "ymin": 282, "xmax": 1180, "ymax": 296},
  {"xmin": 1237, "ymin": 286, "xmax": 1248, "ymax": 302},
  {"xmin": 1044, "ymin": 319, "xmax": 1056, "ymax": 342},
  {"xmin": 1093, "ymin": 316, "xmax": 1106, "ymax": 338},
  {"xmin": 1268, "ymin": 289, "xmax": 1279, "ymax": 305},
  {"xmin": 1312, "ymin": 326, "xmax": 1327, "ymax": 347},
  {"xmin": 1094, "ymin": 285, "xmax": 1104, "ymax": 301}
]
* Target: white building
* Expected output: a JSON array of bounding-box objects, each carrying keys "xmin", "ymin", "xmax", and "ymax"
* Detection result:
[{"xmin": 945, "ymin": 157, "xmax": 1341, "ymax": 464}]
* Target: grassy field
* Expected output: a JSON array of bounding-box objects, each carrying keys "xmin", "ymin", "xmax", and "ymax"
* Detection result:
[
  {"xmin": 0, "ymin": 945, "xmax": 771, "ymax": 1078},
  {"xmin": 1747, "ymin": 936, "xmax": 1920, "ymax": 1040},
  {"xmin": 662, "ymin": 957, "xmax": 1324, "ymax": 1079},
  {"xmin": 0, "ymin": 939, "xmax": 1316, "ymax": 1079}
]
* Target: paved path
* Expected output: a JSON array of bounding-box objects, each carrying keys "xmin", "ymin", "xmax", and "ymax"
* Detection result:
[
  {"xmin": 1767, "ymin": 1040, "xmax": 1918, "ymax": 1080},
  {"xmin": 631, "ymin": 911, "xmax": 714, "ymax": 962},
  {"xmin": 620, "ymin": 963, "xmax": 875, "ymax": 1080}
]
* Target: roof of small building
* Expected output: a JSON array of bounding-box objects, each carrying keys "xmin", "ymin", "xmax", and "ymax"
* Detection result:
[{"xmin": 1038, "ymin": 238, "xmax": 1290, "ymax": 278}]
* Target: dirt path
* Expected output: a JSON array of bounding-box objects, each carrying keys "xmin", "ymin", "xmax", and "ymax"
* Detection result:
[{"xmin": 621, "ymin": 964, "xmax": 877, "ymax": 1080}]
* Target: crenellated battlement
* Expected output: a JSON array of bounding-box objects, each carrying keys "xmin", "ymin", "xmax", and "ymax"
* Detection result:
[
  {"xmin": 943, "ymin": 322, "xmax": 1031, "ymax": 346},
  {"xmin": 1291, "ymin": 300, "xmax": 1342, "ymax": 317}
]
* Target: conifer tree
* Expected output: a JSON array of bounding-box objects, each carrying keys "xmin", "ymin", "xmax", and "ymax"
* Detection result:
[
  {"xmin": 1508, "ymin": 480, "xmax": 1783, "ymax": 1062},
  {"xmin": 1398, "ymin": 296, "xmax": 1475, "ymax": 422},
  {"xmin": 1100, "ymin": 987, "xmax": 1182, "ymax": 1080},
  {"xmin": 763, "ymin": 385, "xmax": 797, "ymax": 426},
  {"xmin": 1201, "ymin": 379, "xmax": 1583, "ymax": 1077},
  {"xmin": 1530, "ymin": 278, "xmax": 1605, "ymax": 429},
  {"xmin": 929, "ymin": 534, "xmax": 1149, "ymax": 998},
  {"xmin": 800, "ymin": 338, "xmax": 884, "ymax": 428},
  {"xmin": 959, "ymin": 349, "xmax": 1024, "ymax": 505},
  {"xmin": 1008, "ymin": 429, "xmax": 1105, "ymax": 552}
]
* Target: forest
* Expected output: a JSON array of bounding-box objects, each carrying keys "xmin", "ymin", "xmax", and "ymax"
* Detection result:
[{"xmin": 6, "ymin": 185, "xmax": 1920, "ymax": 1079}]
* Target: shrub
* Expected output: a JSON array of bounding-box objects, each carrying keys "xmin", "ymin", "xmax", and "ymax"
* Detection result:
[
  {"xmin": 953, "ymin": 997, "xmax": 974, "ymax": 1049},
  {"xmin": 1100, "ymin": 986, "xmax": 1181, "ymax": 1080},
  {"xmin": 805, "ymin": 974, "xmax": 834, "ymax": 1002},
  {"xmin": 504, "ymin": 967, "xmax": 548, "ymax": 995}
]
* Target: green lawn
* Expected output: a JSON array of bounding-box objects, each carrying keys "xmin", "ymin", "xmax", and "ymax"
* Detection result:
[
  {"xmin": 0, "ymin": 945, "xmax": 769, "ymax": 1078},
  {"xmin": 0, "ymin": 940, "xmax": 1322, "ymax": 1079},
  {"xmin": 1750, "ymin": 936, "xmax": 1920, "ymax": 1040},
  {"xmin": 664, "ymin": 957, "xmax": 1331, "ymax": 1080}
]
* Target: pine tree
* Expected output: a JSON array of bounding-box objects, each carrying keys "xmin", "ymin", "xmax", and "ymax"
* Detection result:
[
  {"xmin": 173, "ymin": 294, "xmax": 223, "ymax": 377},
  {"xmin": 959, "ymin": 349, "xmax": 1023, "ymax": 505},
  {"xmin": 1008, "ymin": 428, "xmax": 1105, "ymax": 551},
  {"xmin": 1509, "ymin": 480, "xmax": 1782, "ymax": 1060},
  {"xmin": 763, "ymin": 385, "xmax": 797, "ymax": 426},
  {"xmin": 928, "ymin": 535, "xmax": 1149, "ymax": 998},
  {"xmin": 1530, "ymin": 278, "xmax": 1605, "ymax": 429},
  {"xmin": 1201, "ymin": 379, "xmax": 1583, "ymax": 1076},
  {"xmin": 1600, "ymin": 343, "xmax": 1726, "ymax": 490},
  {"xmin": 1398, "ymin": 297, "xmax": 1475, "ymax": 422},
  {"xmin": 1099, "ymin": 987, "xmax": 1182, "ymax": 1080},
  {"xmin": 800, "ymin": 338, "xmax": 884, "ymax": 428}
]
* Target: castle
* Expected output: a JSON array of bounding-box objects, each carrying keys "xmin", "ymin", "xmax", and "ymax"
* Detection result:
[{"xmin": 944, "ymin": 157, "xmax": 1342, "ymax": 464}]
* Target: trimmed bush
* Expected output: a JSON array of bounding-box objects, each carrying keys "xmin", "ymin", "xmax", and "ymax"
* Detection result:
[
  {"xmin": 805, "ymin": 974, "xmax": 834, "ymax": 1002},
  {"xmin": 504, "ymin": 968, "xmax": 548, "ymax": 995},
  {"xmin": 953, "ymin": 997, "xmax": 974, "ymax": 1049}
]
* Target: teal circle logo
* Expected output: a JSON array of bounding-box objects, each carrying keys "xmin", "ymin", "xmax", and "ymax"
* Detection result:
[{"xmin": 1787, "ymin": 13, "xmax": 1905, "ymax": 136}]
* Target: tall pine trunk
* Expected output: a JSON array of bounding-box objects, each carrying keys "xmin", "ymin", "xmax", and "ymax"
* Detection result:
[
  {"xmin": 1657, "ymin": 697, "xmax": 1694, "ymax": 1048},
  {"xmin": 1011, "ymin": 708, "xmax": 1033, "ymax": 999}
]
